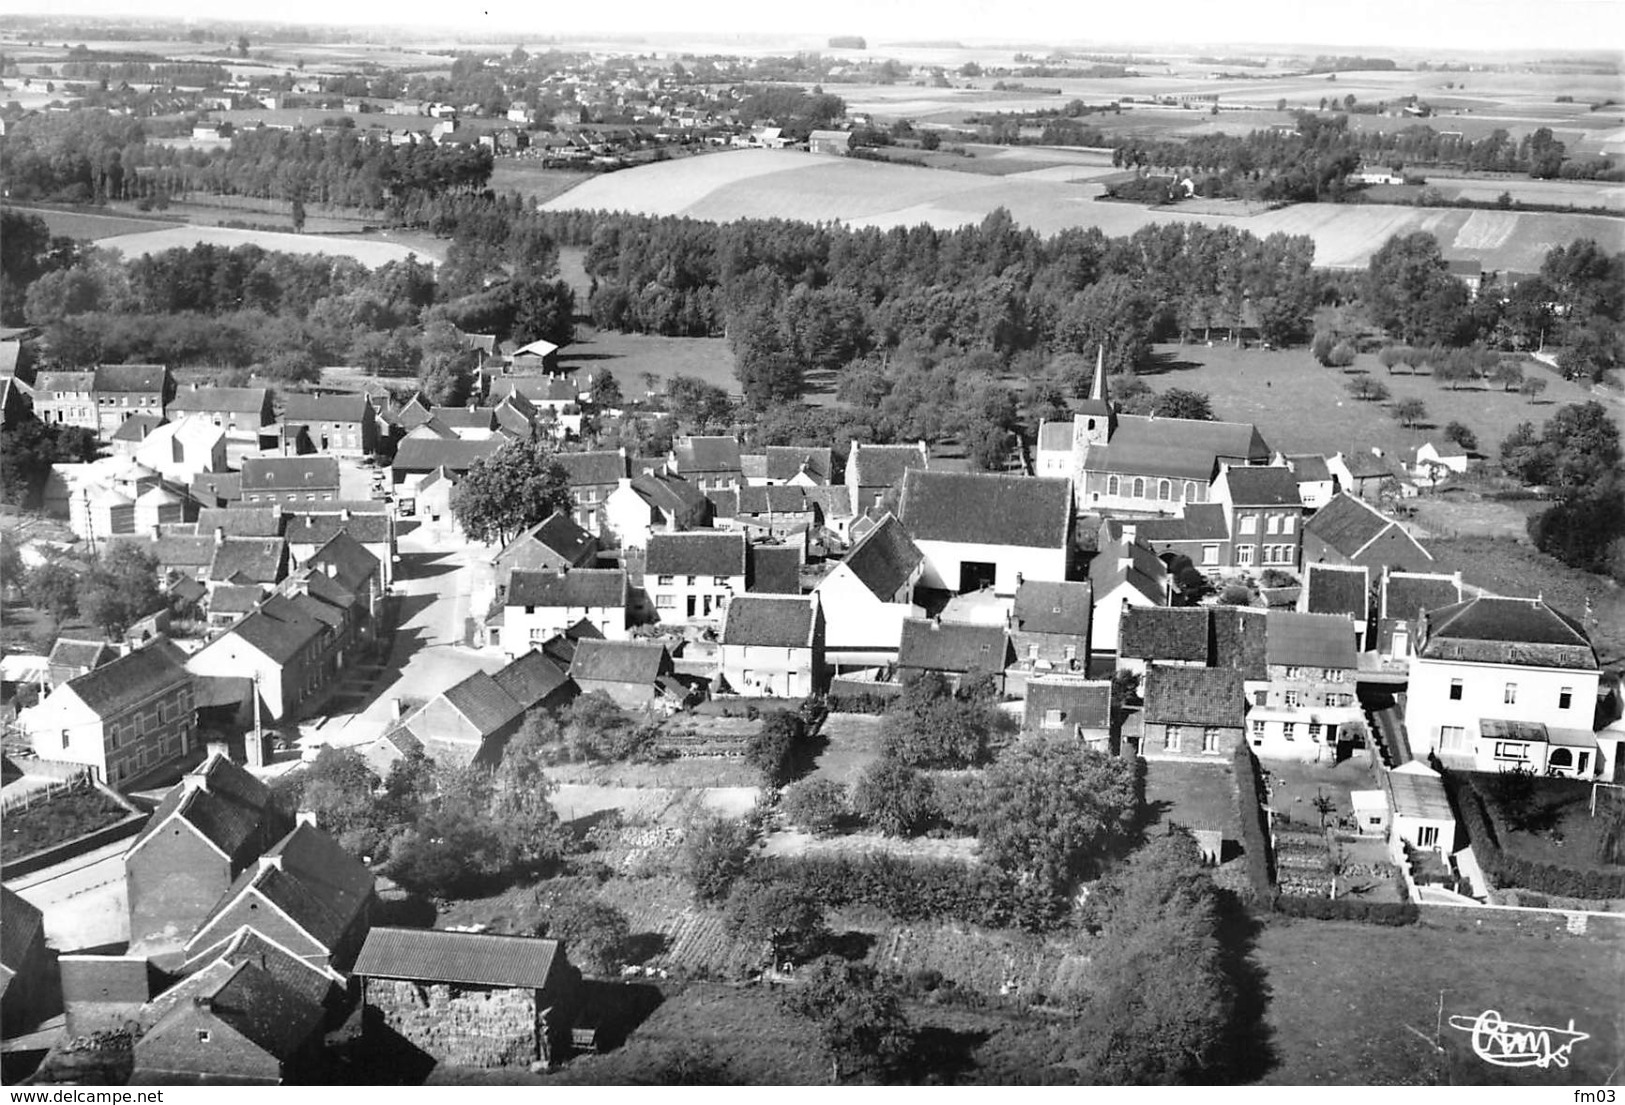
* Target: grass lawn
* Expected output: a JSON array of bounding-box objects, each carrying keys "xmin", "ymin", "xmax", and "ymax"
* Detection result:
[
  {"xmin": 556, "ymin": 327, "xmax": 738, "ymax": 399},
  {"xmin": 1468, "ymin": 772, "xmax": 1625, "ymax": 874},
  {"xmin": 808, "ymin": 713, "xmax": 885, "ymax": 788},
  {"xmin": 1428, "ymin": 537, "xmax": 1625, "ymax": 666},
  {"xmin": 1143, "ymin": 759, "xmax": 1240, "ymax": 836},
  {"xmin": 4, "ymin": 203, "xmax": 181, "ymax": 241},
  {"xmin": 1, "ymin": 786, "xmax": 131, "ymax": 861},
  {"xmin": 1139, "ymin": 341, "xmax": 1616, "ymax": 462},
  {"xmin": 1254, "ymin": 917, "xmax": 1625, "ymax": 1085},
  {"xmin": 488, "ymin": 160, "xmax": 592, "ymax": 206}
]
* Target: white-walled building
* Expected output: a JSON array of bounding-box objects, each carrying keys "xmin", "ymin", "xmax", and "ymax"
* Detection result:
[
  {"xmin": 644, "ymin": 531, "xmax": 747, "ymax": 626},
  {"xmin": 718, "ymin": 593, "xmax": 824, "ymax": 698},
  {"xmin": 813, "ymin": 513, "xmax": 925, "ymax": 670},
  {"xmin": 496, "ymin": 568, "xmax": 630, "ymax": 654},
  {"xmin": 897, "ymin": 470, "xmax": 1072, "ymax": 596}
]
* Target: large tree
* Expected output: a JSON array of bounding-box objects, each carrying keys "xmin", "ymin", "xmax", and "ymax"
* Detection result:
[
  {"xmin": 450, "ymin": 438, "xmax": 574, "ymax": 546},
  {"xmin": 975, "ymin": 736, "xmax": 1141, "ymax": 892},
  {"xmin": 1363, "ymin": 232, "xmax": 1472, "ymax": 346},
  {"xmin": 80, "ymin": 544, "xmax": 164, "ymax": 637},
  {"xmin": 782, "ymin": 957, "xmax": 913, "ymax": 1082}
]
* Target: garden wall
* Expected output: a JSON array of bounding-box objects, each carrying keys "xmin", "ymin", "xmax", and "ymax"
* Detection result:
[
  {"xmin": 1, "ymin": 784, "xmax": 149, "ymax": 880},
  {"xmin": 1417, "ymin": 902, "xmax": 1625, "ymax": 941}
]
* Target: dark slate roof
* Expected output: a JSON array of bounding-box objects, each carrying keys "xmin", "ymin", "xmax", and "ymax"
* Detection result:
[
  {"xmin": 1420, "ymin": 596, "xmax": 1597, "ymax": 670},
  {"xmin": 211, "ymin": 929, "xmax": 335, "ymax": 1008},
  {"xmin": 849, "ymin": 442, "xmax": 927, "ymax": 489},
  {"xmin": 1086, "ymin": 415, "xmax": 1270, "ymax": 480},
  {"xmin": 707, "ymin": 488, "xmax": 738, "ymax": 519},
  {"xmin": 737, "ymin": 485, "xmax": 812, "ymax": 515},
  {"xmin": 1382, "ymin": 571, "xmax": 1462, "ymax": 623},
  {"xmin": 1024, "ymin": 676, "xmax": 1112, "ymax": 731},
  {"xmin": 899, "ymin": 471, "xmax": 1071, "ymax": 549},
  {"xmin": 241, "ymin": 456, "xmax": 339, "ymax": 492},
  {"xmin": 1143, "ymin": 665, "xmax": 1245, "ymax": 727},
  {"xmin": 190, "ymin": 472, "xmax": 242, "ymax": 505},
  {"xmin": 131, "ymin": 753, "xmax": 273, "ymax": 858},
  {"xmin": 722, "ymin": 595, "xmax": 816, "ymax": 648},
  {"xmin": 305, "ymin": 531, "xmax": 379, "ymax": 594},
  {"xmin": 748, "ymin": 544, "xmax": 802, "ymax": 595},
  {"xmin": 741, "ymin": 454, "xmax": 768, "ymax": 482},
  {"xmin": 285, "ymin": 512, "xmax": 390, "ymax": 547},
  {"xmin": 440, "ymin": 671, "xmax": 525, "ymax": 735},
  {"xmin": 497, "ymin": 512, "xmax": 595, "ymax": 571},
  {"xmin": 1265, "ymin": 611, "xmax": 1358, "ymax": 670},
  {"xmin": 508, "ymin": 568, "xmax": 626, "ymax": 609},
  {"xmin": 673, "ymin": 435, "xmax": 742, "ymax": 474},
  {"xmin": 111, "ymin": 413, "xmax": 165, "ymax": 443},
  {"xmin": 1284, "ymin": 454, "xmax": 1332, "ymax": 482},
  {"xmin": 1302, "ymin": 493, "xmax": 1394, "ymax": 558},
  {"xmin": 227, "ymin": 594, "xmax": 330, "ymax": 664},
  {"xmin": 1010, "ymin": 579, "xmax": 1093, "ymax": 637},
  {"xmin": 279, "ymin": 392, "xmax": 371, "ymax": 424},
  {"xmin": 897, "ymin": 619, "xmax": 1012, "ymax": 674},
  {"xmin": 48, "ymin": 637, "xmax": 118, "ymax": 672},
  {"xmin": 145, "ymin": 961, "xmax": 323, "ymax": 1064},
  {"xmin": 208, "ymin": 586, "xmax": 263, "ymax": 615},
  {"xmin": 406, "ymin": 416, "xmax": 459, "ymax": 441},
  {"xmin": 94, "ymin": 363, "xmax": 167, "ymax": 393},
  {"xmin": 489, "ymin": 376, "xmax": 577, "ymax": 404},
  {"xmin": 491, "ymin": 649, "xmax": 572, "ymax": 710},
  {"xmin": 197, "ymin": 507, "xmax": 286, "ymax": 538},
  {"xmin": 646, "ymin": 531, "xmax": 746, "ymax": 577},
  {"xmin": 839, "ymin": 513, "xmax": 922, "ymax": 601},
  {"xmin": 803, "ymin": 485, "xmax": 853, "ymax": 520},
  {"xmin": 392, "ymin": 437, "xmax": 503, "ymax": 473},
  {"xmin": 1210, "ymin": 607, "xmax": 1269, "ymax": 681},
  {"xmin": 1120, "ymin": 606, "xmax": 1208, "ymax": 662},
  {"xmin": 66, "ymin": 639, "xmax": 189, "ymax": 718},
  {"xmin": 208, "ymin": 536, "xmax": 286, "ymax": 585},
  {"xmin": 1, "ymin": 884, "xmax": 44, "ymax": 981},
  {"xmin": 629, "ymin": 469, "xmax": 711, "ymax": 517},
  {"xmin": 556, "ymin": 450, "xmax": 627, "ymax": 486},
  {"xmin": 1137, "ymin": 504, "xmax": 1230, "ymax": 543},
  {"xmin": 1304, "ymin": 563, "xmax": 1370, "ymax": 622},
  {"xmin": 764, "ymin": 445, "xmax": 833, "ymax": 484},
  {"xmin": 570, "ymin": 639, "xmax": 670, "ymax": 685},
  {"xmin": 352, "ymin": 927, "xmax": 562, "ymax": 989},
  {"xmin": 1222, "ymin": 465, "xmax": 1303, "ymax": 507},
  {"xmin": 1340, "ymin": 450, "xmax": 1398, "ymax": 480},
  {"xmin": 167, "ymin": 387, "xmax": 270, "ymax": 416}
]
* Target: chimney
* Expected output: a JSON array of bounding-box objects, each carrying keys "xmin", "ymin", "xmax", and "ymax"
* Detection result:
[
  {"xmin": 323, "ymin": 560, "xmax": 338, "ymax": 578},
  {"xmin": 181, "ymin": 769, "xmax": 209, "ymax": 795},
  {"xmin": 391, "ymin": 697, "xmax": 405, "ymax": 720},
  {"xmin": 1120, "ymin": 523, "xmax": 1137, "ymax": 542},
  {"xmin": 296, "ymin": 809, "xmax": 317, "ymax": 829},
  {"xmin": 341, "ymin": 507, "xmax": 351, "ymax": 521},
  {"xmin": 214, "ymin": 527, "xmax": 225, "ymax": 546},
  {"xmin": 259, "ymin": 853, "xmax": 283, "ymax": 873}
]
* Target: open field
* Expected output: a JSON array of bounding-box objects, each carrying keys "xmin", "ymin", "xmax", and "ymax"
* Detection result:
[
  {"xmin": 4, "ymin": 204, "xmax": 182, "ymax": 241},
  {"xmin": 1368, "ymin": 176, "xmax": 1625, "ymax": 211},
  {"xmin": 1255, "ymin": 917, "xmax": 1625, "ymax": 1085},
  {"xmin": 557, "ymin": 327, "xmax": 739, "ymax": 398},
  {"xmin": 95, "ymin": 224, "xmax": 421, "ymax": 267},
  {"xmin": 489, "ymin": 160, "xmax": 594, "ymax": 206},
  {"xmin": 543, "ymin": 149, "xmax": 1625, "ymax": 271},
  {"xmin": 1137, "ymin": 341, "xmax": 1620, "ymax": 461}
]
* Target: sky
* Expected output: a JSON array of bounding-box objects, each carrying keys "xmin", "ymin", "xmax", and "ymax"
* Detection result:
[{"xmin": 2, "ymin": 0, "xmax": 1623, "ymax": 53}]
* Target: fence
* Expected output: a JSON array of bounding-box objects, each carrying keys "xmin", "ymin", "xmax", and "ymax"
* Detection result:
[{"xmin": 0, "ymin": 767, "xmax": 93, "ymax": 814}]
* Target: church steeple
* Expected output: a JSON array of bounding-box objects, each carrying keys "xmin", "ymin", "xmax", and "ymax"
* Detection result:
[
  {"xmin": 1073, "ymin": 345, "xmax": 1114, "ymax": 449},
  {"xmin": 1090, "ymin": 345, "xmax": 1108, "ymax": 405}
]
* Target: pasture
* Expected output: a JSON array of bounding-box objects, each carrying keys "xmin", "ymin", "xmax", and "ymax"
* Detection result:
[
  {"xmin": 5, "ymin": 204, "xmax": 181, "ymax": 241},
  {"xmin": 94, "ymin": 224, "xmax": 422, "ymax": 267},
  {"xmin": 488, "ymin": 159, "xmax": 593, "ymax": 206},
  {"xmin": 543, "ymin": 149, "xmax": 1625, "ymax": 271},
  {"xmin": 1138, "ymin": 340, "xmax": 1620, "ymax": 460},
  {"xmin": 557, "ymin": 327, "xmax": 739, "ymax": 399}
]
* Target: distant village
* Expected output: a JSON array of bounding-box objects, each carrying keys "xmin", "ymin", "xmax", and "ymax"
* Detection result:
[{"xmin": 2, "ymin": 310, "xmax": 1620, "ymax": 1082}]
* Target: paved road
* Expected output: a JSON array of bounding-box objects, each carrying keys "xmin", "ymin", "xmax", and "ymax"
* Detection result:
[{"xmin": 6, "ymin": 840, "xmax": 130, "ymax": 951}]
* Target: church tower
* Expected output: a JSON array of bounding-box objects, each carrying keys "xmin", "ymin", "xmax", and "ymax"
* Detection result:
[{"xmin": 1072, "ymin": 346, "xmax": 1114, "ymax": 451}]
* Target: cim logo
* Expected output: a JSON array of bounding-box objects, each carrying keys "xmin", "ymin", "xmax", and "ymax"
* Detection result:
[{"xmin": 1448, "ymin": 1009, "xmax": 1590, "ymax": 1070}]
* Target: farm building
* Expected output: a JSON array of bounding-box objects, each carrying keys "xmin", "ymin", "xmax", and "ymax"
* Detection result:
[
  {"xmin": 898, "ymin": 470, "xmax": 1072, "ymax": 596},
  {"xmin": 808, "ymin": 130, "xmax": 852, "ymax": 155},
  {"xmin": 352, "ymin": 928, "xmax": 581, "ymax": 1069}
]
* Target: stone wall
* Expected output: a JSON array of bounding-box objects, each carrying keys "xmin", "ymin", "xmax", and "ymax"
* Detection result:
[{"xmin": 366, "ymin": 978, "xmax": 541, "ymax": 1067}]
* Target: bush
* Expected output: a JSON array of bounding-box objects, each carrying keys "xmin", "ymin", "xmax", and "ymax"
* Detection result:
[
  {"xmin": 781, "ymin": 778, "xmax": 849, "ymax": 835},
  {"xmin": 681, "ymin": 811, "xmax": 756, "ymax": 902},
  {"xmin": 1232, "ymin": 744, "xmax": 1275, "ymax": 904},
  {"xmin": 1273, "ymin": 894, "xmax": 1419, "ymax": 925},
  {"xmin": 747, "ymin": 710, "xmax": 811, "ymax": 788},
  {"xmin": 851, "ymin": 760, "xmax": 937, "ymax": 836},
  {"xmin": 821, "ymin": 692, "xmax": 894, "ymax": 714},
  {"xmin": 1327, "ymin": 340, "xmax": 1357, "ymax": 368}
]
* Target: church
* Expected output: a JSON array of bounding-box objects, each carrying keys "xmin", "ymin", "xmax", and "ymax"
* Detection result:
[{"xmin": 1035, "ymin": 351, "xmax": 1273, "ymax": 515}]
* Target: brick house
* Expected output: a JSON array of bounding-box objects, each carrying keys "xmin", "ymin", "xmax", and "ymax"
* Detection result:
[
  {"xmin": 554, "ymin": 450, "xmax": 628, "ymax": 535},
  {"xmin": 46, "ymin": 637, "xmax": 119, "ymax": 688},
  {"xmin": 352, "ymin": 928, "xmax": 581, "ymax": 1070},
  {"xmin": 497, "ymin": 568, "xmax": 630, "ymax": 653},
  {"xmin": 29, "ymin": 371, "xmax": 98, "ymax": 430},
  {"xmin": 1008, "ymin": 579, "xmax": 1093, "ymax": 676},
  {"xmin": 93, "ymin": 364, "xmax": 173, "ymax": 438},
  {"xmin": 1301, "ymin": 493, "xmax": 1435, "ymax": 574},
  {"xmin": 1140, "ymin": 665, "xmax": 1246, "ymax": 757},
  {"xmin": 131, "ymin": 961, "xmax": 324, "ymax": 1085},
  {"xmin": 718, "ymin": 594, "xmax": 824, "ymax": 697},
  {"xmin": 19, "ymin": 638, "xmax": 195, "ymax": 788},
  {"xmin": 668, "ymin": 435, "xmax": 743, "ymax": 492},
  {"xmin": 240, "ymin": 457, "xmax": 341, "ymax": 507},
  {"xmin": 1212, "ymin": 463, "xmax": 1304, "ymax": 572},
  {"xmin": 125, "ymin": 754, "xmax": 289, "ymax": 961},
  {"xmin": 388, "ymin": 649, "xmax": 573, "ymax": 766},
  {"xmin": 1246, "ymin": 611, "xmax": 1362, "ymax": 762},
  {"xmin": 644, "ymin": 531, "xmax": 747, "ymax": 626},
  {"xmin": 1022, "ymin": 674, "xmax": 1115, "ymax": 751},
  {"xmin": 493, "ymin": 511, "xmax": 599, "ymax": 587},
  {"xmin": 180, "ymin": 822, "xmax": 376, "ymax": 975},
  {"xmin": 165, "ymin": 385, "xmax": 275, "ymax": 444},
  {"xmin": 278, "ymin": 393, "xmax": 377, "ymax": 456}
]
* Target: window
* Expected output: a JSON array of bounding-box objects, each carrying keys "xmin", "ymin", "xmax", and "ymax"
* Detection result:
[
  {"xmin": 1236, "ymin": 545, "xmax": 1254, "ymax": 565},
  {"xmin": 1417, "ymin": 825, "xmax": 1439, "ymax": 848},
  {"xmin": 1308, "ymin": 722, "xmax": 1322, "ymax": 742},
  {"xmin": 1166, "ymin": 724, "xmax": 1183, "ymax": 748},
  {"xmin": 1504, "ymin": 682, "xmax": 1517, "ymax": 705},
  {"xmin": 657, "ymin": 575, "xmax": 674, "ymax": 586},
  {"xmin": 655, "ymin": 594, "xmax": 675, "ymax": 609},
  {"xmin": 1158, "ymin": 479, "xmax": 1171, "ymax": 501},
  {"xmin": 1493, "ymin": 741, "xmax": 1529, "ymax": 762},
  {"xmin": 1283, "ymin": 722, "xmax": 1297, "ymax": 740},
  {"xmin": 714, "ymin": 576, "xmax": 728, "ymax": 586},
  {"xmin": 1326, "ymin": 668, "xmax": 1344, "ymax": 682},
  {"xmin": 1266, "ymin": 514, "xmax": 1280, "ymax": 534},
  {"xmin": 1042, "ymin": 708, "xmax": 1064, "ymax": 729},
  {"xmin": 1028, "ymin": 644, "xmax": 1041, "ymax": 661},
  {"xmin": 686, "ymin": 576, "xmax": 697, "ymax": 586},
  {"xmin": 1087, "ymin": 419, "xmax": 1096, "ymax": 430},
  {"xmin": 197, "ymin": 1030, "xmax": 211, "ymax": 1044},
  {"xmin": 1238, "ymin": 514, "xmax": 1258, "ymax": 535},
  {"xmin": 61, "ymin": 729, "xmax": 70, "ymax": 750},
  {"xmin": 1107, "ymin": 475, "xmax": 1120, "ymax": 496},
  {"xmin": 1283, "ymin": 515, "xmax": 1295, "ymax": 535},
  {"xmin": 1285, "ymin": 665, "xmax": 1302, "ymax": 679},
  {"xmin": 1559, "ymin": 687, "xmax": 1573, "ymax": 710},
  {"xmin": 1186, "ymin": 481, "xmax": 1198, "ymax": 500},
  {"xmin": 1132, "ymin": 477, "xmax": 1145, "ymax": 499},
  {"xmin": 1548, "ymin": 748, "xmax": 1573, "ymax": 769},
  {"xmin": 1064, "ymin": 645, "xmax": 1077, "ymax": 663},
  {"xmin": 1449, "ymin": 679, "xmax": 1463, "ymax": 701},
  {"xmin": 1202, "ymin": 727, "xmax": 1223, "ymax": 753},
  {"xmin": 1251, "ymin": 719, "xmax": 1266, "ymax": 737},
  {"xmin": 1284, "ymin": 690, "xmax": 1301, "ymax": 707},
  {"xmin": 1202, "ymin": 544, "xmax": 1219, "ymax": 566}
]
